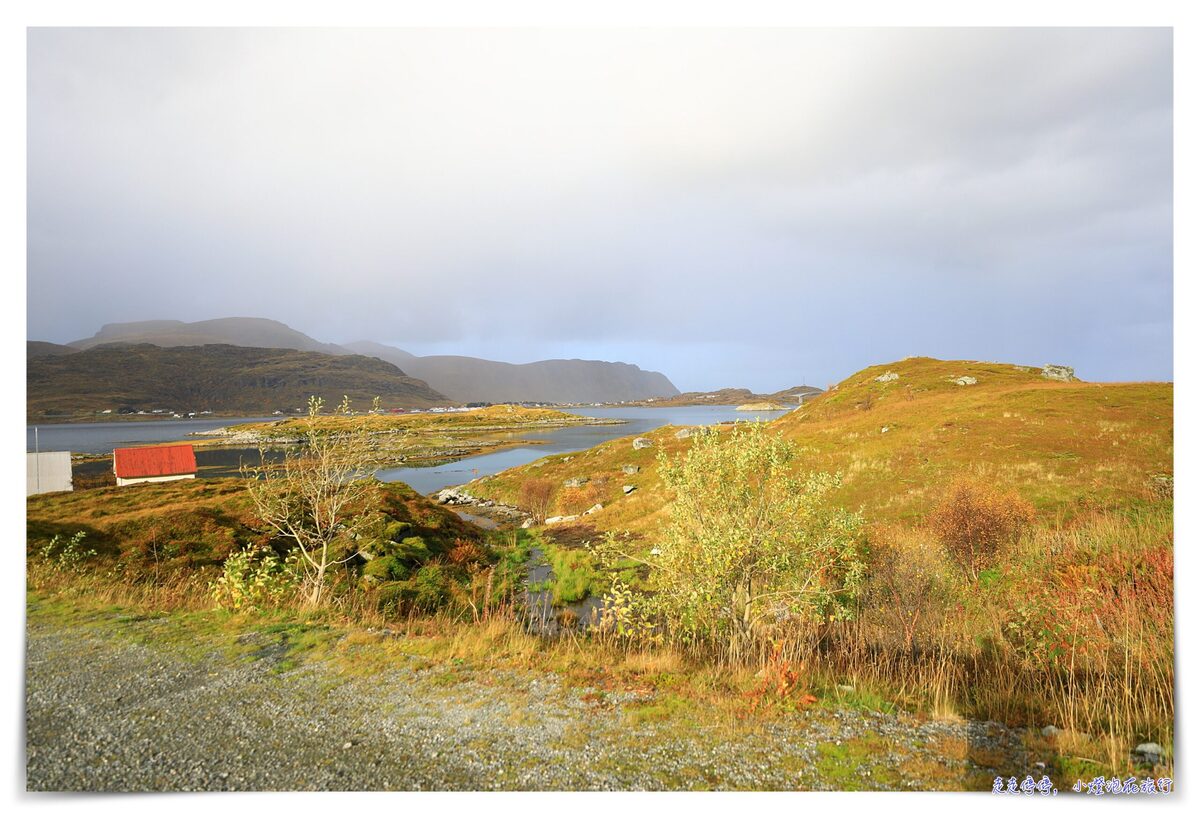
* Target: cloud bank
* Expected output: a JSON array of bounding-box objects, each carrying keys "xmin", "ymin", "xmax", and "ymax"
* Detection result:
[{"xmin": 28, "ymin": 28, "xmax": 1172, "ymax": 390}]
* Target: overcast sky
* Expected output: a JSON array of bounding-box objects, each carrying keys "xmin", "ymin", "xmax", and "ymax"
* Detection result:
[{"xmin": 27, "ymin": 28, "xmax": 1172, "ymax": 391}]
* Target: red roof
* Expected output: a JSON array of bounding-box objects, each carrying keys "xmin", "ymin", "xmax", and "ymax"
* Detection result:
[{"xmin": 113, "ymin": 445, "xmax": 197, "ymax": 479}]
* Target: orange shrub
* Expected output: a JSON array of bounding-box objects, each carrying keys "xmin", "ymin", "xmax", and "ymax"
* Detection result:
[
  {"xmin": 557, "ymin": 483, "xmax": 604, "ymax": 515},
  {"xmin": 928, "ymin": 478, "xmax": 1035, "ymax": 579},
  {"xmin": 517, "ymin": 478, "xmax": 555, "ymax": 522},
  {"xmin": 447, "ymin": 538, "xmax": 487, "ymax": 567}
]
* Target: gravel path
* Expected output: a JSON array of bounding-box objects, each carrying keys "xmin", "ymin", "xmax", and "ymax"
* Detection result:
[{"xmin": 25, "ymin": 617, "xmax": 1034, "ymax": 791}]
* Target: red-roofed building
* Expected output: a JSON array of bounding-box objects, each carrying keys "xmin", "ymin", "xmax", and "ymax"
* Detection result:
[{"xmin": 113, "ymin": 444, "xmax": 197, "ymax": 486}]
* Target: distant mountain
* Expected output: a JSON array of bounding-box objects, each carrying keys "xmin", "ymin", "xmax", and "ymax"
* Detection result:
[
  {"xmin": 27, "ymin": 341, "xmax": 77, "ymax": 359},
  {"xmin": 69, "ymin": 318, "xmax": 352, "ymax": 356},
  {"xmin": 343, "ymin": 341, "xmax": 679, "ymax": 404},
  {"xmin": 48, "ymin": 317, "xmax": 681, "ymax": 405},
  {"xmin": 27, "ymin": 344, "xmax": 447, "ymax": 419}
]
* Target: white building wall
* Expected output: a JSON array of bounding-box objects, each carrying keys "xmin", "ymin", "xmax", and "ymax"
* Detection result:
[
  {"xmin": 27, "ymin": 451, "xmax": 73, "ymax": 495},
  {"xmin": 116, "ymin": 473, "xmax": 196, "ymax": 487}
]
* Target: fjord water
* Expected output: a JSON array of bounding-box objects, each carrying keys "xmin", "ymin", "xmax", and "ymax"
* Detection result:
[
  {"xmin": 29, "ymin": 405, "xmax": 791, "ymax": 494},
  {"xmin": 26, "ymin": 416, "xmax": 278, "ymax": 454},
  {"xmin": 375, "ymin": 404, "xmax": 790, "ymax": 494}
]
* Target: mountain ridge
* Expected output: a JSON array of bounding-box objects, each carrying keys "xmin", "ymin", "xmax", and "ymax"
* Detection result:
[
  {"xmin": 344, "ymin": 340, "xmax": 679, "ymax": 404},
  {"xmin": 48, "ymin": 317, "xmax": 680, "ymax": 404},
  {"xmin": 27, "ymin": 343, "xmax": 448, "ymax": 420}
]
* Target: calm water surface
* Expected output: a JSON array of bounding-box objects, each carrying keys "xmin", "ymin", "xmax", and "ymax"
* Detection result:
[
  {"xmin": 26, "ymin": 417, "xmax": 277, "ymax": 454},
  {"xmin": 32, "ymin": 406, "xmax": 792, "ymax": 495},
  {"xmin": 375, "ymin": 405, "xmax": 790, "ymax": 493}
]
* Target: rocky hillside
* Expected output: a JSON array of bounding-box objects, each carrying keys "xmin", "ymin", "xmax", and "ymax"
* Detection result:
[
  {"xmin": 27, "ymin": 344, "xmax": 448, "ymax": 419},
  {"xmin": 345, "ymin": 341, "xmax": 680, "ymax": 404}
]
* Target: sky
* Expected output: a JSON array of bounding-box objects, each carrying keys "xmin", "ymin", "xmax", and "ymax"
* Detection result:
[{"xmin": 26, "ymin": 27, "xmax": 1172, "ymax": 392}]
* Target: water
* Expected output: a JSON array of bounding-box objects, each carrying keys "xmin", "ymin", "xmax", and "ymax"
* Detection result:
[
  {"xmin": 26, "ymin": 416, "xmax": 278, "ymax": 454},
  {"xmin": 32, "ymin": 405, "xmax": 792, "ymax": 494},
  {"xmin": 375, "ymin": 404, "xmax": 790, "ymax": 493}
]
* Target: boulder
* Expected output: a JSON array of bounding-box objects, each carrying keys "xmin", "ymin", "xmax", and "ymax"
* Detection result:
[
  {"xmin": 563, "ymin": 477, "xmax": 589, "ymax": 488},
  {"xmin": 623, "ymin": 485, "xmax": 636, "ymax": 494},
  {"xmin": 520, "ymin": 518, "xmax": 535, "ymax": 529},
  {"xmin": 1042, "ymin": 364, "xmax": 1075, "ymax": 382},
  {"xmin": 875, "ymin": 371, "xmax": 899, "ymax": 383},
  {"xmin": 675, "ymin": 427, "xmax": 695, "ymax": 439},
  {"xmin": 950, "ymin": 376, "xmax": 978, "ymax": 386},
  {"xmin": 632, "ymin": 437, "xmax": 654, "ymax": 450},
  {"xmin": 583, "ymin": 503, "xmax": 604, "ymax": 515},
  {"xmin": 621, "ymin": 464, "xmax": 640, "ymax": 475},
  {"xmin": 1041, "ymin": 725, "xmax": 1061, "ymax": 739},
  {"xmin": 1134, "ymin": 742, "xmax": 1165, "ymax": 766},
  {"xmin": 544, "ymin": 514, "xmax": 579, "ymax": 525}
]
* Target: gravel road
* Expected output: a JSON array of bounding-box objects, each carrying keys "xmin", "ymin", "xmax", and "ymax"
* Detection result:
[{"xmin": 25, "ymin": 616, "xmax": 1034, "ymax": 791}]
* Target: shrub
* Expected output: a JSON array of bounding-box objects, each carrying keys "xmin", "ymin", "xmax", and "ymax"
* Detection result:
[
  {"xmin": 362, "ymin": 555, "xmax": 409, "ymax": 583},
  {"xmin": 929, "ymin": 478, "xmax": 1035, "ymax": 580},
  {"xmin": 409, "ymin": 564, "xmax": 450, "ymax": 611},
  {"xmin": 209, "ymin": 545, "xmax": 300, "ymax": 611},
  {"xmin": 36, "ymin": 531, "xmax": 96, "ymax": 574},
  {"xmin": 518, "ymin": 478, "xmax": 555, "ymax": 523},
  {"xmin": 392, "ymin": 536, "xmax": 432, "ymax": 564},
  {"xmin": 557, "ymin": 484, "xmax": 603, "ymax": 515},
  {"xmin": 865, "ymin": 528, "xmax": 952, "ymax": 653},
  {"xmin": 596, "ymin": 422, "xmax": 865, "ymax": 662},
  {"xmin": 447, "ymin": 538, "xmax": 487, "ymax": 567}
]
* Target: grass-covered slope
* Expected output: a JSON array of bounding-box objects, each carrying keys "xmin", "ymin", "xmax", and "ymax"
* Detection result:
[
  {"xmin": 26, "ymin": 478, "xmax": 480, "ymax": 576},
  {"xmin": 467, "ymin": 357, "xmax": 1172, "ymax": 532}
]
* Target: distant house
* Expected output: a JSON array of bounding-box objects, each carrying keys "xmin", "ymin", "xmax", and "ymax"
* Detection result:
[
  {"xmin": 27, "ymin": 451, "xmax": 73, "ymax": 495},
  {"xmin": 113, "ymin": 444, "xmax": 197, "ymax": 487}
]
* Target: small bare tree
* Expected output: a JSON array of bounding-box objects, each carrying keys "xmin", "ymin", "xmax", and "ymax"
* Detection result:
[
  {"xmin": 518, "ymin": 478, "xmax": 555, "ymax": 523},
  {"xmin": 244, "ymin": 396, "xmax": 381, "ymax": 607}
]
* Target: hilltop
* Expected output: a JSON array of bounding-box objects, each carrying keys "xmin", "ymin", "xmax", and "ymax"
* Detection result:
[
  {"xmin": 465, "ymin": 357, "xmax": 1172, "ymax": 533},
  {"xmin": 344, "ymin": 341, "xmax": 679, "ymax": 404},
  {"xmin": 623, "ymin": 385, "xmax": 822, "ymax": 407},
  {"xmin": 27, "ymin": 343, "xmax": 447, "ymax": 420},
  {"xmin": 67, "ymin": 317, "xmax": 352, "ymax": 356}
]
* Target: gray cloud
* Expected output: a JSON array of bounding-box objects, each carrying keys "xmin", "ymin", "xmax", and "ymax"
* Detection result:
[{"xmin": 27, "ymin": 28, "xmax": 1172, "ymax": 391}]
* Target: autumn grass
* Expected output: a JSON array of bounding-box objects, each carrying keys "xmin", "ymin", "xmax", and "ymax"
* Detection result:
[
  {"xmin": 468, "ymin": 358, "xmax": 1171, "ymax": 535},
  {"xmin": 220, "ymin": 404, "xmax": 616, "ymax": 439}
]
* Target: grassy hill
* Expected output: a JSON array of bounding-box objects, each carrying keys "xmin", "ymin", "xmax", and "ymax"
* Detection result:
[
  {"xmin": 624, "ymin": 385, "xmax": 823, "ymax": 407},
  {"xmin": 466, "ymin": 357, "xmax": 1172, "ymax": 532},
  {"xmin": 27, "ymin": 478, "xmax": 482, "ymax": 580},
  {"xmin": 27, "ymin": 343, "xmax": 448, "ymax": 420}
]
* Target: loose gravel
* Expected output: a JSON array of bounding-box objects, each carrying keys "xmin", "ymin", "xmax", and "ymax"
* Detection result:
[{"xmin": 25, "ymin": 617, "xmax": 1034, "ymax": 791}]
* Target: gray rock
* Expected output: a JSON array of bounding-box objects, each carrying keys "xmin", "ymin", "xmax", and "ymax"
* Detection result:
[
  {"xmin": 622, "ymin": 485, "xmax": 636, "ymax": 495},
  {"xmin": 1041, "ymin": 725, "xmax": 1061, "ymax": 738},
  {"xmin": 875, "ymin": 371, "xmax": 899, "ymax": 383},
  {"xmin": 632, "ymin": 438, "xmax": 654, "ymax": 450},
  {"xmin": 563, "ymin": 477, "xmax": 589, "ymax": 488},
  {"xmin": 950, "ymin": 376, "xmax": 977, "ymax": 386},
  {"xmin": 1042, "ymin": 364, "xmax": 1075, "ymax": 382},
  {"xmin": 583, "ymin": 503, "xmax": 603, "ymax": 516},
  {"xmin": 544, "ymin": 515, "xmax": 579, "ymax": 525},
  {"xmin": 621, "ymin": 465, "xmax": 640, "ymax": 475},
  {"xmin": 520, "ymin": 519, "xmax": 535, "ymax": 529},
  {"xmin": 1134, "ymin": 742, "xmax": 1165, "ymax": 765},
  {"xmin": 674, "ymin": 428, "xmax": 695, "ymax": 439}
]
